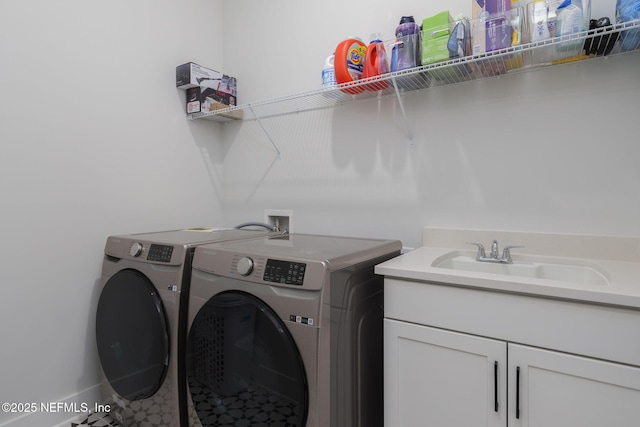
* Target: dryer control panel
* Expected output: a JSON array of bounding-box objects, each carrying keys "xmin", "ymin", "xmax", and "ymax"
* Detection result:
[
  {"xmin": 147, "ymin": 244, "xmax": 174, "ymax": 263},
  {"xmin": 263, "ymin": 259, "xmax": 306, "ymax": 286},
  {"xmin": 194, "ymin": 249, "xmax": 327, "ymax": 291},
  {"xmin": 104, "ymin": 237, "xmax": 185, "ymax": 266}
]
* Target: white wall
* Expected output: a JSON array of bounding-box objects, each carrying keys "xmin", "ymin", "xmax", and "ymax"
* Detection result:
[
  {"xmin": 0, "ymin": 0, "xmax": 638, "ymax": 425},
  {"xmin": 220, "ymin": 0, "xmax": 640, "ymax": 249},
  {"xmin": 0, "ymin": 1, "xmax": 225, "ymax": 425}
]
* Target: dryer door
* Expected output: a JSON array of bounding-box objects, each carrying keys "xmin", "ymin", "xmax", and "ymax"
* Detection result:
[
  {"xmin": 187, "ymin": 290, "xmax": 308, "ymax": 426},
  {"xmin": 96, "ymin": 269, "xmax": 169, "ymax": 401}
]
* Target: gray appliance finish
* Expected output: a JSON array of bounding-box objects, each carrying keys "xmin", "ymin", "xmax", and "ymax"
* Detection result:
[
  {"xmin": 185, "ymin": 234, "xmax": 402, "ymax": 427},
  {"xmin": 95, "ymin": 228, "xmax": 274, "ymax": 427}
]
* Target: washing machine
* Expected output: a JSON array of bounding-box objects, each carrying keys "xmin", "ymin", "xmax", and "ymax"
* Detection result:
[
  {"xmin": 185, "ymin": 233, "xmax": 402, "ymax": 427},
  {"xmin": 95, "ymin": 227, "xmax": 277, "ymax": 427}
]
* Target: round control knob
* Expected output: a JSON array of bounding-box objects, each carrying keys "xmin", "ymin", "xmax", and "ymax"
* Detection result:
[
  {"xmin": 236, "ymin": 257, "xmax": 254, "ymax": 276},
  {"xmin": 129, "ymin": 242, "xmax": 143, "ymax": 257}
]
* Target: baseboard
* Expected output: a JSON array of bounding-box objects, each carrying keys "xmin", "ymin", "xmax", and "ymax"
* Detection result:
[{"xmin": 0, "ymin": 384, "xmax": 102, "ymax": 427}]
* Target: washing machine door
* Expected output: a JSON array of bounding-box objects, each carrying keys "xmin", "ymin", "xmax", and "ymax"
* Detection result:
[
  {"xmin": 96, "ymin": 269, "xmax": 169, "ymax": 401},
  {"xmin": 187, "ymin": 291, "xmax": 308, "ymax": 426}
]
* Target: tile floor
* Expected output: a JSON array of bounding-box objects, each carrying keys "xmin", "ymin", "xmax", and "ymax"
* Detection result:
[
  {"xmin": 71, "ymin": 379, "xmax": 300, "ymax": 426},
  {"xmin": 72, "ymin": 412, "xmax": 119, "ymax": 426},
  {"xmin": 76, "ymin": 383, "xmax": 301, "ymax": 426}
]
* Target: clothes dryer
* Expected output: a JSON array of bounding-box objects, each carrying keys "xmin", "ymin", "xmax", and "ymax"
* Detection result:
[
  {"xmin": 96, "ymin": 228, "xmax": 275, "ymax": 427},
  {"xmin": 185, "ymin": 234, "xmax": 401, "ymax": 427}
]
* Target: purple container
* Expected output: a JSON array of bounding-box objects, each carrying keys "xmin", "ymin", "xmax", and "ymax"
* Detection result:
[{"xmin": 394, "ymin": 16, "xmax": 421, "ymax": 70}]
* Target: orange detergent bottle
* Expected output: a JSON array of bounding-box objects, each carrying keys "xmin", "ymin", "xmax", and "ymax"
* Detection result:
[
  {"xmin": 361, "ymin": 33, "xmax": 389, "ymax": 91},
  {"xmin": 334, "ymin": 37, "xmax": 367, "ymax": 94}
]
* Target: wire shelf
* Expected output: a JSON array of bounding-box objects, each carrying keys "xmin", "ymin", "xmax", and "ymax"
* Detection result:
[{"xmin": 189, "ymin": 19, "xmax": 640, "ymax": 123}]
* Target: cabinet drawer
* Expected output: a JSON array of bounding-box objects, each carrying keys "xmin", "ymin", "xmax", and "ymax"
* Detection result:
[{"xmin": 384, "ymin": 278, "xmax": 640, "ymax": 366}]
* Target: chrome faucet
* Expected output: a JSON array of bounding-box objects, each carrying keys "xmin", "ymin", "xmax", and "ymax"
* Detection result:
[
  {"xmin": 490, "ymin": 240, "xmax": 499, "ymax": 259},
  {"xmin": 466, "ymin": 240, "xmax": 524, "ymax": 264}
]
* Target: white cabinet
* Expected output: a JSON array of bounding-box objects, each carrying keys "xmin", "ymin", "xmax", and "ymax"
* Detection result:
[
  {"xmin": 510, "ymin": 344, "xmax": 640, "ymax": 426},
  {"xmin": 384, "ymin": 279, "xmax": 640, "ymax": 427},
  {"xmin": 384, "ymin": 319, "xmax": 506, "ymax": 427}
]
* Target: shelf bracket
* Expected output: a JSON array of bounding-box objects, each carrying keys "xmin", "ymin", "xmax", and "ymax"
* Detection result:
[
  {"xmin": 249, "ymin": 105, "xmax": 281, "ymax": 159},
  {"xmin": 391, "ymin": 77, "xmax": 415, "ymax": 147}
]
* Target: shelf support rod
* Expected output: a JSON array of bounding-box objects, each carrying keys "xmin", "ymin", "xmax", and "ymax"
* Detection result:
[
  {"xmin": 249, "ymin": 105, "xmax": 281, "ymax": 159},
  {"xmin": 391, "ymin": 77, "xmax": 415, "ymax": 146}
]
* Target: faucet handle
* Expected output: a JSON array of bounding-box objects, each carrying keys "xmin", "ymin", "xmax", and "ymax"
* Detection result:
[
  {"xmin": 501, "ymin": 245, "xmax": 525, "ymax": 263},
  {"xmin": 466, "ymin": 242, "xmax": 486, "ymax": 259}
]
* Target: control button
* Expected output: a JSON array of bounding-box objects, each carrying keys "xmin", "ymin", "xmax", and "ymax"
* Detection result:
[
  {"xmin": 129, "ymin": 242, "xmax": 143, "ymax": 257},
  {"xmin": 237, "ymin": 257, "xmax": 254, "ymax": 276}
]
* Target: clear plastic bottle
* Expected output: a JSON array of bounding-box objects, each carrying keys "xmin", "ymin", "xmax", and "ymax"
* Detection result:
[
  {"xmin": 557, "ymin": 0, "xmax": 584, "ymax": 36},
  {"xmin": 556, "ymin": 0, "xmax": 585, "ymax": 52},
  {"xmin": 322, "ymin": 54, "xmax": 337, "ymax": 88}
]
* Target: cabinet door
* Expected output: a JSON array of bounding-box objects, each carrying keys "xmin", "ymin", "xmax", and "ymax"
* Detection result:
[
  {"xmin": 508, "ymin": 343, "xmax": 640, "ymax": 427},
  {"xmin": 384, "ymin": 319, "xmax": 507, "ymax": 427}
]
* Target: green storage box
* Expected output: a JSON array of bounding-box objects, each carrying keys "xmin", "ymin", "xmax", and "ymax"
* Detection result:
[{"xmin": 422, "ymin": 11, "xmax": 453, "ymax": 65}]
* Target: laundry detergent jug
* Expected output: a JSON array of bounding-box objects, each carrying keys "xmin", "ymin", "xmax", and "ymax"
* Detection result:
[
  {"xmin": 334, "ymin": 37, "xmax": 367, "ymax": 94},
  {"xmin": 362, "ymin": 33, "xmax": 390, "ymax": 91}
]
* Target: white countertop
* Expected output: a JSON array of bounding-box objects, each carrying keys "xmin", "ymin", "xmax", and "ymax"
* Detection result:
[{"xmin": 375, "ymin": 228, "xmax": 640, "ymax": 309}]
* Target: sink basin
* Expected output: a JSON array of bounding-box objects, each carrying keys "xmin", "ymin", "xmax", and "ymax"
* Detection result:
[{"xmin": 432, "ymin": 253, "xmax": 609, "ymax": 286}]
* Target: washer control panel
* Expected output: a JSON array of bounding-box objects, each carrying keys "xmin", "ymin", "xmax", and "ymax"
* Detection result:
[
  {"xmin": 147, "ymin": 244, "xmax": 174, "ymax": 263},
  {"xmin": 263, "ymin": 259, "xmax": 306, "ymax": 286}
]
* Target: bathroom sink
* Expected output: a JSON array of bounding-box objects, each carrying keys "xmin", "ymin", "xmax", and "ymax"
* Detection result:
[{"xmin": 432, "ymin": 253, "xmax": 609, "ymax": 286}]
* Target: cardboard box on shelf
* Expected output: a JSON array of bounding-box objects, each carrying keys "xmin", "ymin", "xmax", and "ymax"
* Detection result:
[
  {"xmin": 178, "ymin": 61, "xmax": 239, "ymax": 119},
  {"xmin": 185, "ymin": 86, "xmax": 243, "ymax": 120},
  {"xmin": 176, "ymin": 62, "xmax": 237, "ymax": 106},
  {"xmin": 471, "ymin": 0, "xmax": 512, "ymax": 54},
  {"xmin": 177, "ymin": 63, "xmax": 221, "ymax": 89}
]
